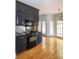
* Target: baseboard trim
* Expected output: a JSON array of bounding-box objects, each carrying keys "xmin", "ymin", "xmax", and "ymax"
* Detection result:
[
  {"xmin": 54, "ymin": 36, "xmax": 63, "ymax": 39},
  {"xmin": 42, "ymin": 35, "xmax": 63, "ymax": 39}
]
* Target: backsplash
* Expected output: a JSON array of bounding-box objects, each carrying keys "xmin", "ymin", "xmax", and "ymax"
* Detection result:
[{"xmin": 16, "ymin": 26, "xmax": 26, "ymax": 33}]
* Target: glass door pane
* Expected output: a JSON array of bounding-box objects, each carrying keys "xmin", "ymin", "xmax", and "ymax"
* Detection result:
[
  {"xmin": 57, "ymin": 20, "xmax": 63, "ymax": 37},
  {"xmin": 50, "ymin": 20, "xmax": 54, "ymax": 36},
  {"xmin": 42, "ymin": 21, "xmax": 46, "ymax": 34},
  {"xmin": 38, "ymin": 21, "xmax": 42, "ymax": 32}
]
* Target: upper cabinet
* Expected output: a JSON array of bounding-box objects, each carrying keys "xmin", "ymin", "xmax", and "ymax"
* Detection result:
[
  {"xmin": 16, "ymin": 1, "xmax": 25, "ymax": 26},
  {"xmin": 16, "ymin": 1, "xmax": 39, "ymax": 26},
  {"xmin": 34, "ymin": 9, "xmax": 39, "ymax": 22},
  {"xmin": 16, "ymin": 12, "xmax": 25, "ymax": 26},
  {"xmin": 16, "ymin": 1, "xmax": 25, "ymax": 13},
  {"xmin": 24, "ymin": 6, "xmax": 35, "ymax": 21}
]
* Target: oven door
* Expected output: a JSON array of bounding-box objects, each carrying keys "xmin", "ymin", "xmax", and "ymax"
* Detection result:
[{"xmin": 26, "ymin": 33, "xmax": 36, "ymax": 49}]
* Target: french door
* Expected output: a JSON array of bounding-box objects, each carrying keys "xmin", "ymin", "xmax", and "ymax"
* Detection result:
[
  {"xmin": 57, "ymin": 20, "xmax": 63, "ymax": 37},
  {"xmin": 38, "ymin": 20, "xmax": 46, "ymax": 35},
  {"xmin": 42, "ymin": 21, "xmax": 46, "ymax": 34},
  {"xmin": 50, "ymin": 20, "xmax": 54, "ymax": 36}
]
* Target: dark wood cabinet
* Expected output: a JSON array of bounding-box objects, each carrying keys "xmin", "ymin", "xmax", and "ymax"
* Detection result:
[
  {"xmin": 16, "ymin": 1, "xmax": 25, "ymax": 13},
  {"xmin": 16, "ymin": 35, "xmax": 26, "ymax": 53},
  {"xmin": 16, "ymin": 1, "xmax": 40, "ymax": 53},
  {"xmin": 36, "ymin": 32, "xmax": 42, "ymax": 44},
  {"xmin": 16, "ymin": 1, "xmax": 25, "ymax": 26},
  {"xmin": 16, "ymin": 11, "xmax": 25, "ymax": 26},
  {"xmin": 24, "ymin": 6, "xmax": 29, "ymax": 20},
  {"xmin": 16, "ymin": 1, "xmax": 39, "ymax": 23},
  {"xmin": 24, "ymin": 5, "xmax": 35, "ymax": 22},
  {"xmin": 34, "ymin": 9, "xmax": 39, "ymax": 22}
]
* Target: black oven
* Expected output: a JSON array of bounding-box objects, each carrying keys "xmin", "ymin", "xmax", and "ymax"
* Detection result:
[{"xmin": 26, "ymin": 32, "xmax": 37, "ymax": 49}]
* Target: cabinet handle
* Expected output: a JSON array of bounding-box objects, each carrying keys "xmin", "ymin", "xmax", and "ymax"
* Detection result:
[
  {"xmin": 17, "ymin": 17, "xmax": 18, "ymax": 24},
  {"xmin": 25, "ymin": 40, "xmax": 26, "ymax": 43}
]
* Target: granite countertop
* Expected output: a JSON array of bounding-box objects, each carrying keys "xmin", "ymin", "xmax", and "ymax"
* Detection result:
[
  {"xmin": 16, "ymin": 32, "xmax": 26, "ymax": 36},
  {"xmin": 16, "ymin": 31, "xmax": 31, "ymax": 36},
  {"xmin": 16, "ymin": 31, "xmax": 38, "ymax": 36}
]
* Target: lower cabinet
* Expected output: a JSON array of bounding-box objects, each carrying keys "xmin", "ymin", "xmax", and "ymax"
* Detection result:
[
  {"xmin": 16, "ymin": 32, "xmax": 42, "ymax": 53},
  {"xmin": 36, "ymin": 32, "xmax": 42, "ymax": 44},
  {"xmin": 16, "ymin": 35, "xmax": 26, "ymax": 53}
]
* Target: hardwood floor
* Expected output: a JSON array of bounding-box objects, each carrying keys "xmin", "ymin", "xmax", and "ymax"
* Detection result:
[{"xmin": 16, "ymin": 36, "xmax": 63, "ymax": 59}]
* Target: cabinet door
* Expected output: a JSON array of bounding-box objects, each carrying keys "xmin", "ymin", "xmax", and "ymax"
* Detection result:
[
  {"xmin": 16, "ymin": 36, "xmax": 21, "ymax": 52},
  {"xmin": 16, "ymin": 36, "xmax": 26, "ymax": 53},
  {"xmin": 16, "ymin": 11, "xmax": 25, "ymax": 26},
  {"xmin": 28, "ymin": 7, "xmax": 34, "ymax": 21},
  {"xmin": 24, "ymin": 5, "xmax": 29, "ymax": 20},
  {"xmin": 16, "ymin": 1, "xmax": 25, "ymax": 13},
  {"xmin": 19, "ymin": 36, "xmax": 26, "ymax": 50},
  {"xmin": 34, "ymin": 9, "xmax": 39, "ymax": 22},
  {"xmin": 37, "ymin": 32, "xmax": 42, "ymax": 44},
  {"xmin": 16, "ymin": 1, "xmax": 25, "ymax": 26},
  {"xmin": 24, "ymin": 6, "xmax": 34, "ymax": 21}
]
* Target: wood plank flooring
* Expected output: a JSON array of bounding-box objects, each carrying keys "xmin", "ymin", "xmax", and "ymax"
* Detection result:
[{"xmin": 16, "ymin": 36, "xmax": 63, "ymax": 59}]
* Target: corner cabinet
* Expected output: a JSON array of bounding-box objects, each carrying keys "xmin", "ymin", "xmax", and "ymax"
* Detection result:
[{"xmin": 16, "ymin": 1, "xmax": 39, "ymax": 25}]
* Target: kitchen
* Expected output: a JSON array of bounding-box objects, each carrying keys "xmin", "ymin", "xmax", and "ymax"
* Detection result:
[
  {"xmin": 16, "ymin": 0, "xmax": 63, "ymax": 59},
  {"xmin": 0, "ymin": 0, "xmax": 78, "ymax": 59}
]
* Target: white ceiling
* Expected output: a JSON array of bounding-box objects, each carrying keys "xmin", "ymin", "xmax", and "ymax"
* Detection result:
[{"xmin": 18, "ymin": 0, "xmax": 63, "ymax": 14}]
